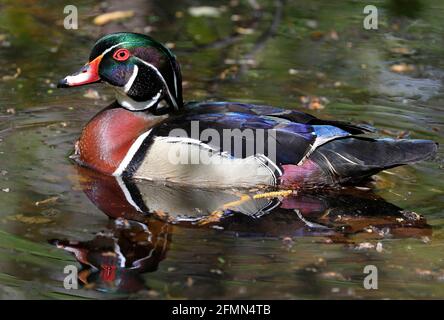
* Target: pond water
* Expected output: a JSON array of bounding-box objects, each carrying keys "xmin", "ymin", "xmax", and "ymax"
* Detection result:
[{"xmin": 0, "ymin": 0, "xmax": 443, "ymax": 299}]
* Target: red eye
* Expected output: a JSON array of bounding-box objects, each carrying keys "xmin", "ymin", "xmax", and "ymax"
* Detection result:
[{"xmin": 113, "ymin": 48, "xmax": 130, "ymax": 61}]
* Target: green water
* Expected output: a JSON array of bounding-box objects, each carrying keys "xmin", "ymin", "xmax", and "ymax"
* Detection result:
[{"xmin": 0, "ymin": 0, "xmax": 443, "ymax": 299}]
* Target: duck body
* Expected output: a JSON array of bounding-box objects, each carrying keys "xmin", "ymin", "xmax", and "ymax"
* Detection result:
[
  {"xmin": 73, "ymin": 100, "xmax": 437, "ymax": 189},
  {"xmin": 60, "ymin": 32, "xmax": 437, "ymax": 189}
]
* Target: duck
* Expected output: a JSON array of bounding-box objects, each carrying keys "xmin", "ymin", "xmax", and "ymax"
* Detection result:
[{"xmin": 58, "ymin": 32, "xmax": 438, "ymax": 189}]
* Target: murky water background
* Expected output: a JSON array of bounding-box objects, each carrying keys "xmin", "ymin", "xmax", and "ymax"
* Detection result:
[{"xmin": 0, "ymin": 0, "xmax": 443, "ymax": 299}]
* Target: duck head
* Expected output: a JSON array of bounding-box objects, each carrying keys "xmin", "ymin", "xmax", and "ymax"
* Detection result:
[{"xmin": 58, "ymin": 32, "xmax": 183, "ymax": 112}]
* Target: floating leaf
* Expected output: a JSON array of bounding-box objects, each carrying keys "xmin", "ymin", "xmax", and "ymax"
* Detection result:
[
  {"xmin": 93, "ymin": 10, "xmax": 135, "ymax": 26},
  {"xmin": 188, "ymin": 6, "xmax": 222, "ymax": 18},
  {"xmin": 2, "ymin": 68, "xmax": 21, "ymax": 81},
  {"xmin": 390, "ymin": 63, "xmax": 415, "ymax": 73},
  {"xmin": 35, "ymin": 196, "xmax": 59, "ymax": 206},
  {"xmin": 300, "ymin": 96, "xmax": 328, "ymax": 110}
]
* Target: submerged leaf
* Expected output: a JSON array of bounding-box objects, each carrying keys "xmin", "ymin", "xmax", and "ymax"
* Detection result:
[{"xmin": 7, "ymin": 214, "xmax": 52, "ymax": 224}]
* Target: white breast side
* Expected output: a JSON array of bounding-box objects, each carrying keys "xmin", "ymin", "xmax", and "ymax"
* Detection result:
[{"xmin": 133, "ymin": 137, "xmax": 276, "ymax": 188}]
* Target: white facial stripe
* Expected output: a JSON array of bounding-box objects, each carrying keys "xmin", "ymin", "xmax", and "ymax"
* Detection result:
[
  {"xmin": 113, "ymin": 129, "xmax": 153, "ymax": 176},
  {"xmin": 101, "ymin": 41, "xmax": 130, "ymax": 57},
  {"xmin": 134, "ymin": 56, "xmax": 179, "ymax": 110},
  {"xmin": 124, "ymin": 64, "xmax": 138, "ymax": 93}
]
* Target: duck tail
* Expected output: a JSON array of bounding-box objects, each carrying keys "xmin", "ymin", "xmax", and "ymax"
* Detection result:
[{"xmin": 310, "ymin": 137, "xmax": 438, "ymax": 184}]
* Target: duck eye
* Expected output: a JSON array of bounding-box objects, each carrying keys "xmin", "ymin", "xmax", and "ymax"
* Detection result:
[{"xmin": 113, "ymin": 49, "xmax": 130, "ymax": 61}]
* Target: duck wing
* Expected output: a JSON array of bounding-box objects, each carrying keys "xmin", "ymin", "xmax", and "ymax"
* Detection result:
[
  {"xmin": 150, "ymin": 110, "xmax": 353, "ymax": 166},
  {"xmin": 184, "ymin": 101, "xmax": 373, "ymax": 134}
]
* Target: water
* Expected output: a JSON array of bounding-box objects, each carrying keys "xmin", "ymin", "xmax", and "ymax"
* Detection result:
[{"xmin": 0, "ymin": 0, "xmax": 443, "ymax": 299}]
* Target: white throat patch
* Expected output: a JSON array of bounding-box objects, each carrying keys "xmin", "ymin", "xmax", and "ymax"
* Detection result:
[{"xmin": 114, "ymin": 88, "xmax": 162, "ymax": 111}]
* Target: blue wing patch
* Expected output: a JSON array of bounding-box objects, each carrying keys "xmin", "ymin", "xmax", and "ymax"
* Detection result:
[{"xmin": 312, "ymin": 125, "xmax": 350, "ymax": 141}]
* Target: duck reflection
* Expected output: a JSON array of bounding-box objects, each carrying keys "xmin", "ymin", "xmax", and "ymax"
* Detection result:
[
  {"xmin": 52, "ymin": 167, "xmax": 431, "ymax": 293},
  {"xmin": 51, "ymin": 218, "xmax": 170, "ymax": 293}
]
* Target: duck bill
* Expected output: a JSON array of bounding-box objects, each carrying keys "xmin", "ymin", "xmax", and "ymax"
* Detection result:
[{"xmin": 57, "ymin": 55, "xmax": 102, "ymax": 88}]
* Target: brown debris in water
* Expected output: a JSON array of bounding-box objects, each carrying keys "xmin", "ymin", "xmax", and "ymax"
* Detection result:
[
  {"xmin": 7, "ymin": 214, "xmax": 52, "ymax": 224},
  {"xmin": 93, "ymin": 10, "xmax": 135, "ymax": 26},
  {"xmin": 2, "ymin": 68, "xmax": 21, "ymax": 81},
  {"xmin": 390, "ymin": 63, "xmax": 415, "ymax": 73},
  {"xmin": 300, "ymin": 96, "xmax": 328, "ymax": 110},
  {"xmin": 389, "ymin": 47, "xmax": 416, "ymax": 56},
  {"xmin": 83, "ymin": 89, "xmax": 101, "ymax": 100},
  {"xmin": 35, "ymin": 196, "xmax": 59, "ymax": 206}
]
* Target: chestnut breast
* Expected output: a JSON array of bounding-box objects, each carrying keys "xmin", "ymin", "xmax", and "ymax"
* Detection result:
[{"xmin": 77, "ymin": 106, "xmax": 164, "ymax": 175}]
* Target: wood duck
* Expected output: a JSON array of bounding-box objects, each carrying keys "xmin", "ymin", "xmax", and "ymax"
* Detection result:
[{"xmin": 58, "ymin": 32, "xmax": 438, "ymax": 188}]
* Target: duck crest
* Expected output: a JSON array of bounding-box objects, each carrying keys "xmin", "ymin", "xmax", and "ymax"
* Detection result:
[{"xmin": 75, "ymin": 103, "xmax": 166, "ymax": 175}]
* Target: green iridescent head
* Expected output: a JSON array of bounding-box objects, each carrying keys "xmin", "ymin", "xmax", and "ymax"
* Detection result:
[{"xmin": 58, "ymin": 32, "xmax": 183, "ymax": 112}]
